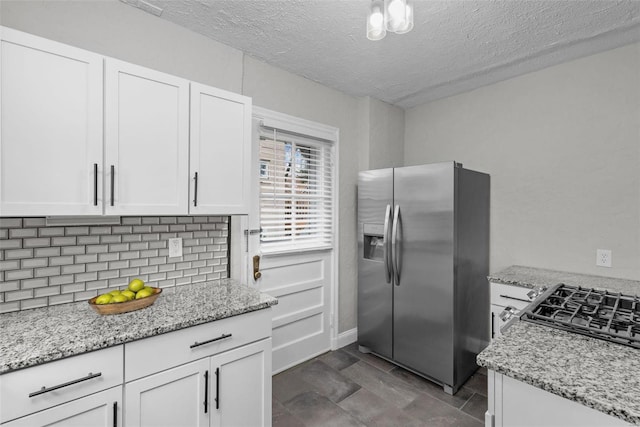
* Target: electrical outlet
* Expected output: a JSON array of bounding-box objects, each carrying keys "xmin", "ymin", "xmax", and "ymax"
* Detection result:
[
  {"xmin": 169, "ymin": 238, "xmax": 183, "ymax": 258},
  {"xmin": 596, "ymin": 249, "xmax": 612, "ymax": 267}
]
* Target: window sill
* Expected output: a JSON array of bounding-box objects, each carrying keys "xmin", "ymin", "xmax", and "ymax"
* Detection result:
[{"xmin": 260, "ymin": 245, "xmax": 333, "ymax": 257}]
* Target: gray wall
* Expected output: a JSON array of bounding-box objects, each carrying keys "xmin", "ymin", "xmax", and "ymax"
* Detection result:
[
  {"xmin": 0, "ymin": 0, "xmax": 389, "ymax": 332},
  {"xmin": 405, "ymin": 42, "xmax": 640, "ymax": 280},
  {"xmin": 357, "ymin": 97, "xmax": 405, "ymax": 171},
  {"xmin": 0, "ymin": 0, "xmax": 243, "ymax": 93}
]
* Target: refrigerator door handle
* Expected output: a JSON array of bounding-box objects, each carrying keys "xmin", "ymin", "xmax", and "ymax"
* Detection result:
[
  {"xmin": 383, "ymin": 204, "xmax": 392, "ymax": 283},
  {"xmin": 391, "ymin": 204, "xmax": 401, "ymax": 285}
]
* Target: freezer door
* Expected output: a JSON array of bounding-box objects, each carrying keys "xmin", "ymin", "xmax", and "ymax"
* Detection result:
[
  {"xmin": 393, "ymin": 163, "xmax": 455, "ymax": 385},
  {"xmin": 357, "ymin": 168, "xmax": 393, "ymax": 359}
]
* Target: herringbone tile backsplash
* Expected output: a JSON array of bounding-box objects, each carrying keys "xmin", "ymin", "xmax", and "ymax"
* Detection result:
[{"xmin": 0, "ymin": 216, "xmax": 229, "ymax": 313}]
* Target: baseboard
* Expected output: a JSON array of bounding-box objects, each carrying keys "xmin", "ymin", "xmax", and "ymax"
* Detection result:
[{"xmin": 332, "ymin": 327, "xmax": 357, "ymax": 350}]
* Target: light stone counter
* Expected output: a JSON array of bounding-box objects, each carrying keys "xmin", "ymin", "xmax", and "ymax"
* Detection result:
[
  {"xmin": 479, "ymin": 266, "xmax": 640, "ymax": 425},
  {"xmin": 0, "ymin": 279, "xmax": 277, "ymax": 374},
  {"xmin": 488, "ymin": 265, "xmax": 640, "ymax": 295}
]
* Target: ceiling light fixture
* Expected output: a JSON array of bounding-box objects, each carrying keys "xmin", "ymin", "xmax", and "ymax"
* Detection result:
[{"xmin": 367, "ymin": 0, "xmax": 414, "ymax": 41}]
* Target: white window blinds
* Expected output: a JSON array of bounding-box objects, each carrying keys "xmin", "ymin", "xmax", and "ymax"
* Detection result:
[{"xmin": 258, "ymin": 128, "xmax": 334, "ymax": 252}]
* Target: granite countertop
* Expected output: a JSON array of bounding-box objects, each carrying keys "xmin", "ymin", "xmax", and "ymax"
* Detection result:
[
  {"xmin": 480, "ymin": 266, "xmax": 640, "ymax": 425},
  {"xmin": 489, "ymin": 264, "xmax": 640, "ymax": 295},
  {"xmin": 0, "ymin": 279, "xmax": 277, "ymax": 374}
]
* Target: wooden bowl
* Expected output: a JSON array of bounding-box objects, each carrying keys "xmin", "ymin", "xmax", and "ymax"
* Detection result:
[{"xmin": 88, "ymin": 288, "xmax": 162, "ymax": 315}]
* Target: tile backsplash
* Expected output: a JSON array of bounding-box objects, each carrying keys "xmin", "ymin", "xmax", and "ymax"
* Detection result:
[{"xmin": 0, "ymin": 216, "xmax": 229, "ymax": 313}]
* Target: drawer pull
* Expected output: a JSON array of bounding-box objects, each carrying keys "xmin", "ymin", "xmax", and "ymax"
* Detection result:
[
  {"xmin": 499, "ymin": 294, "xmax": 530, "ymax": 303},
  {"xmin": 113, "ymin": 401, "xmax": 118, "ymax": 427},
  {"xmin": 28, "ymin": 372, "xmax": 102, "ymax": 398},
  {"xmin": 190, "ymin": 333, "xmax": 232, "ymax": 349}
]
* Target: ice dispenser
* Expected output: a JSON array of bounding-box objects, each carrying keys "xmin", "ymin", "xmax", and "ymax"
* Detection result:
[{"xmin": 363, "ymin": 223, "xmax": 385, "ymax": 261}]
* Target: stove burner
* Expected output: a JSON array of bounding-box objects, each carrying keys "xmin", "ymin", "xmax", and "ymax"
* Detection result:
[{"xmin": 520, "ymin": 284, "xmax": 640, "ymax": 349}]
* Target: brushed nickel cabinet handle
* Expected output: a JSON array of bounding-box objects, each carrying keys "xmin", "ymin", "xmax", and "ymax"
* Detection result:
[
  {"xmin": 190, "ymin": 333, "xmax": 232, "ymax": 349},
  {"xmin": 93, "ymin": 163, "xmax": 98, "ymax": 206},
  {"xmin": 193, "ymin": 172, "xmax": 199, "ymax": 207},
  {"xmin": 215, "ymin": 367, "xmax": 220, "ymax": 409},
  {"xmin": 499, "ymin": 294, "xmax": 530, "ymax": 303},
  {"xmin": 29, "ymin": 372, "xmax": 102, "ymax": 398},
  {"xmin": 204, "ymin": 370, "xmax": 209, "ymax": 414},
  {"xmin": 491, "ymin": 312, "xmax": 495, "ymax": 338},
  {"xmin": 110, "ymin": 165, "xmax": 115, "ymax": 207}
]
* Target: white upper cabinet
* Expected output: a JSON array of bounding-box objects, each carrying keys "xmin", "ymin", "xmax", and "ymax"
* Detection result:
[
  {"xmin": 0, "ymin": 27, "xmax": 251, "ymax": 217},
  {"xmin": 0, "ymin": 27, "xmax": 103, "ymax": 216},
  {"xmin": 189, "ymin": 83, "xmax": 251, "ymax": 215},
  {"xmin": 105, "ymin": 59, "xmax": 190, "ymax": 215}
]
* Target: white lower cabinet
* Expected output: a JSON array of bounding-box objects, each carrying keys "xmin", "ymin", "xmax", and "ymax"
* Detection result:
[
  {"xmin": 3, "ymin": 387, "xmax": 122, "ymax": 427},
  {"xmin": 0, "ymin": 345, "xmax": 123, "ymax": 425},
  {"xmin": 124, "ymin": 338, "xmax": 272, "ymax": 427},
  {"xmin": 0, "ymin": 309, "xmax": 272, "ymax": 427},
  {"xmin": 486, "ymin": 370, "xmax": 627, "ymax": 427},
  {"xmin": 123, "ymin": 308, "xmax": 273, "ymax": 427},
  {"xmin": 211, "ymin": 339, "xmax": 272, "ymax": 427},
  {"xmin": 124, "ymin": 358, "xmax": 209, "ymax": 427}
]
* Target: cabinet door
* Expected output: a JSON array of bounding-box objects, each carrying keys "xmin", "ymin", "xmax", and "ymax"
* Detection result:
[
  {"xmin": 0, "ymin": 27, "xmax": 103, "ymax": 216},
  {"xmin": 211, "ymin": 338, "xmax": 271, "ymax": 427},
  {"xmin": 0, "ymin": 344, "xmax": 123, "ymax": 423},
  {"xmin": 500, "ymin": 374, "xmax": 627, "ymax": 426},
  {"xmin": 490, "ymin": 282, "xmax": 533, "ymax": 309},
  {"xmin": 124, "ymin": 358, "xmax": 209, "ymax": 427},
  {"xmin": 3, "ymin": 386, "xmax": 121, "ymax": 427},
  {"xmin": 105, "ymin": 58, "xmax": 189, "ymax": 215},
  {"xmin": 189, "ymin": 83, "xmax": 251, "ymax": 215}
]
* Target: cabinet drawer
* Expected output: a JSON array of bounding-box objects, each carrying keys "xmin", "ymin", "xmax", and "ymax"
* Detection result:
[
  {"xmin": 3, "ymin": 386, "xmax": 121, "ymax": 427},
  {"xmin": 490, "ymin": 282, "xmax": 533, "ymax": 310},
  {"xmin": 0, "ymin": 345, "xmax": 123, "ymax": 423},
  {"xmin": 125, "ymin": 308, "xmax": 271, "ymax": 382}
]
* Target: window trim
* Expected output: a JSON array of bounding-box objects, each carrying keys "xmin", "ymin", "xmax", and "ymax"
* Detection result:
[{"xmin": 251, "ymin": 106, "xmax": 340, "ymax": 351}]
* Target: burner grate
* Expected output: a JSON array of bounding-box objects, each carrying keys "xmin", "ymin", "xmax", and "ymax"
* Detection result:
[{"xmin": 521, "ymin": 284, "xmax": 640, "ymax": 349}]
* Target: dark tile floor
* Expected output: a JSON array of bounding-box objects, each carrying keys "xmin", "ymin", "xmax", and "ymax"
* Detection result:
[{"xmin": 273, "ymin": 343, "xmax": 487, "ymax": 427}]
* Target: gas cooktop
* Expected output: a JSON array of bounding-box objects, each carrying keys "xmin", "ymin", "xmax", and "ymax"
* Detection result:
[{"xmin": 520, "ymin": 283, "xmax": 640, "ymax": 349}]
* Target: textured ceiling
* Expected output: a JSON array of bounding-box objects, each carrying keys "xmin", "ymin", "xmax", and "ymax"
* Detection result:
[{"xmin": 123, "ymin": 0, "xmax": 640, "ymax": 108}]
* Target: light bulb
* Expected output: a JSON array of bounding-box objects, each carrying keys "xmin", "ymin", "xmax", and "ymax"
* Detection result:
[
  {"xmin": 385, "ymin": 0, "xmax": 408, "ymax": 32},
  {"xmin": 388, "ymin": 0, "xmax": 404, "ymax": 21},
  {"xmin": 367, "ymin": 0, "xmax": 387, "ymax": 41},
  {"xmin": 395, "ymin": 1, "xmax": 413, "ymax": 34},
  {"xmin": 369, "ymin": 9, "xmax": 384, "ymax": 28}
]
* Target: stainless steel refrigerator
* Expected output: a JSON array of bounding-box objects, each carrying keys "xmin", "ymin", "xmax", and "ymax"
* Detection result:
[{"xmin": 357, "ymin": 161, "xmax": 490, "ymax": 395}]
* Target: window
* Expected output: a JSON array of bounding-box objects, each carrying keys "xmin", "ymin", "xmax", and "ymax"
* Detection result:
[{"xmin": 259, "ymin": 128, "xmax": 334, "ymax": 252}]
